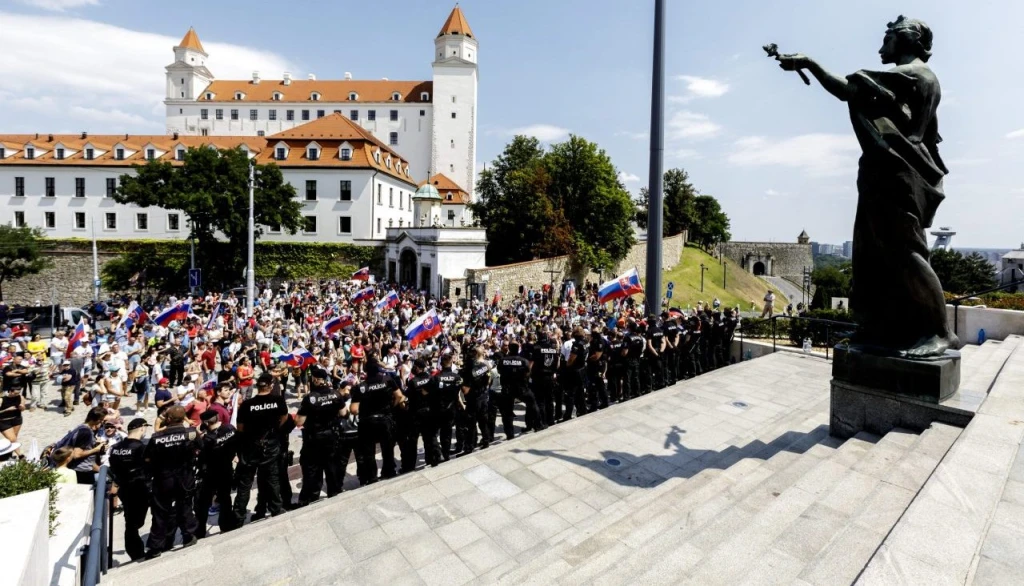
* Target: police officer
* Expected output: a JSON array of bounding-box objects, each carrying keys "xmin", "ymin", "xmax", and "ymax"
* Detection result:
[
  {"xmin": 625, "ymin": 321, "xmax": 647, "ymax": 399},
  {"xmin": 530, "ymin": 332, "xmax": 560, "ymax": 426},
  {"xmin": 606, "ymin": 330, "xmax": 627, "ymax": 403},
  {"xmin": 144, "ymin": 406, "xmax": 202, "ymax": 558},
  {"xmin": 351, "ymin": 359, "xmax": 406, "ymax": 484},
  {"xmin": 496, "ymin": 341, "xmax": 539, "ymax": 439},
  {"xmin": 232, "ymin": 373, "xmax": 288, "ymax": 527},
  {"xmin": 586, "ymin": 326, "xmax": 610, "ymax": 411},
  {"xmin": 108, "ymin": 418, "xmax": 150, "ymax": 560},
  {"xmin": 459, "ymin": 346, "xmax": 492, "ymax": 454},
  {"xmin": 683, "ymin": 315, "xmax": 702, "ymax": 378},
  {"xmin": 646, "ymin": 315, "xmax": 666, "ymax": 391},
  {"xmin": 404, "ymin": 359, "xmax": 441, "ymax": 467},
  {"xmin": 663, "ymin": 313, "xmax": 681, "ymax": 385},
  {"xmin": 561, "ymin": 328, "xmax": 589, "ymax": 421},
  {"xmin": 296, "ymin": 367, "xmax": 347, "ymax": 505},
  {"xmin": 432, "ymin": 353, "xmax": 462, "ymax": 462},
  {"xmin": 194, "ymin": 409, "xmax": 237, "ymax": 536}
]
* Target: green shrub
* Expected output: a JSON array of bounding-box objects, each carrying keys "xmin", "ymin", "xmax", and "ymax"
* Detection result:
[
  {"xmin": 788, "ymin": 309, "xmax": 857, "ymax": 347},
  {"xmin": 0, "ymin": 460, "xmax": 60, "ymax": 535}
]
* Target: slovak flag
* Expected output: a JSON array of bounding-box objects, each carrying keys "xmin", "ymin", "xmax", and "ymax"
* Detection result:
[
  {"xmin": 66, "ymin": 321, "xmax": 87, "ymax": 359},
  {"xmin": 406, "ymin": 308, "xmax": 443, "ymax": 348},
  {"xmin": 200, "ymin": 379, "xmax": 217, "ymax": 392},
  {"xmin": 598, "ymin": 268, "xmax": 644, "ymax": 304},
  {"xmin": 117, "ymin": 301, "xmax": 148, "ymax": 331},
  {"xmin": 374, "ymin": 291, "xmax": 400, "ymax": 313},
  {"xmin": 274, "ymin": 348, "xmax": 318, "ymax": 368},
  {"xmin": 205, "ymin": 302, "xmax": 224, "ymax": 330},
  {"xmin": 322, "ymin": 313, "xmax": 353, "ymax": 336},
  {"xmin": 565, "ymin": 281, "xmax": 576, "ymax": 299},
  {"xmin": 667, "ymin": 307, "xmax": 685, "ymax": 320},
  {"xmin": 351, "ymin": 286, "xmax": 375, "ymax": 304},
  {"xmin": 153, "ymin": 299, "xmax": 191, "ymax": 327},
  {"xmin": 351, "ymin": 267, "xmax": 371, "ymax": 281}
]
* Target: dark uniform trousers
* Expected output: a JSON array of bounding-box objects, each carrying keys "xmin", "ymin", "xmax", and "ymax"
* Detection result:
[
  {"xmin": 406, "ymin": 408, "xmax": 441, "ymax": 467},
  {"xmin": 665, "ymin": 347, "xmax": 678, "ymax": 384},
  {"xmin": 194, "ymin": 467, "xmax": 234, "ymax": 536},
  {"xmin": 648, "ymin": 354, "xmax": 665, "ymax": 391},
  {"xmin": 298, "ymin": 430, "xmax": 344, "ymax": 505},
  {"xmin": 255, "ymin": 434, "xmax": 292, "ymax": 516},
  {"xmin": 396, "ymin": 409, "xmax": 418, "ymax": 474},
  {"xmin": 358, "ymin": 414, "xmax": 397, "ymax": 484},
  {"xmin": 492, "ymin": 388, "xmax": 517, "ymax": 440},
  {"xmin": 624, "ymin": 360, "xmax": 642, "ymax": 399},
  {"xmin": 232, "ymin": 439, "xmax": 284, "ymax": 524},
  {"xmin": 147, "ymin": 473, "xmax": 199, "ymax": 552},
  {"xmin": 459, "ymin": 393, "xmax": 491, "ymax": 454},
  {"xmin": 510, "ymin": 383, "xmax": 542, "ymax": 433},
  {"xmin": 561, "ymin": 369, "xmax": 588, "ymax": 421},
  {"xmin": 532, "ymin": 377, "xmax": 557, "ymax": 426},
  {"xmin": 586, "ymin": 367, "xmax": 609, "ymax": 411},
  {"xmin": 434, "ymin": 406, "xmax": 457, "ymax": 461},
  {"xmin": 119, "ymin": 483, "xmax": 150, "ymax": 560}
]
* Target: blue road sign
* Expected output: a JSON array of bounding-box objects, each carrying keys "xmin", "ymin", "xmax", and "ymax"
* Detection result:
[
  {"xmin": 666, "ymin": 289, "xmax": 673, "ymax": 299},
  {"xmin": 667, "ymin": 281, "xmax": 675, "ymax": 290},
  {"xmin": 189, "ymin": 268, "xmax": 202, "ymax": 289}
]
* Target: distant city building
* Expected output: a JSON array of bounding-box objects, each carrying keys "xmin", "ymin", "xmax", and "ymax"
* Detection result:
[
  {"xmin": 843, "ymin": 240, "xmax": 853, "ymax": 258},
  {"xmin": 930, "ymin": 226, "xmax": 956, "ymax": 250},
  {"xmin": 1000, "ymin": 245, "xmax": 1024, "ymax": 291}
]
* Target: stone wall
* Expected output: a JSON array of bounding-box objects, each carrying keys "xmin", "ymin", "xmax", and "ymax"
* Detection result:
[
  {"xmin": 455, "ymin": 233, "xmax": 685, "ymax": 301},
  {"xmin": 721, "ymin": 241, "xmax": 812, "ymax": 280},
  {"xmin": 3, "ymin": 250, "xmax": 120, "ymax": 307}
]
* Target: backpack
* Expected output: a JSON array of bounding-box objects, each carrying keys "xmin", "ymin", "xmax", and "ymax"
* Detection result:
[{"xmin": 41, "ymin": 424, "xmax": 91, "ymax": 469}]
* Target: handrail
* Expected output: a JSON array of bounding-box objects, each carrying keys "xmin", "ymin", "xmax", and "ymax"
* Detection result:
[
  {"xmin": 83, "ymin": 465, "xmax": 110, "ymax": 586},
  {"xmin": 949, "ymin": 278, "xmax": 1024, "ymax": 336},
  {"xmin": 769, "ymin": 314, "xmax": 856, "ymax": 360}
]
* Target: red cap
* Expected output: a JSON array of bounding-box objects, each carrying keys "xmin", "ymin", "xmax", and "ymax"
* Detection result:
[{"xmin": 159, "ymin": 377, "xmax": 169, "ymax": 385}]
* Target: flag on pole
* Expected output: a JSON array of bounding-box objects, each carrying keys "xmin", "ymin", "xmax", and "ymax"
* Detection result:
[
  {"xmin": 351, "ymin": 286, "xmax": 375, "ymax": 304},
  {"xmin": 374, "ymin": 291, "xmax": 400, "ymax": 313},
  {"xmin": 66, "ymin": 320, "xmax": 87, "ymax": 358},
  {"xmin": 351, "ymin": 267, "xmax": 371, "ymax": 281},
  {"xmin": 153, "ymin": 300, "xmax": 191, "ymax": 327},
  {"xmin": 405, "ymin": 309, "xmax": 442, "ymax": 348},
  {"xmin": 565, "ymin": 281, "xmax": 576, "ymax": 300},
  {"xmin": 321, "ymin": 314, "xmax": 353, "ymax": 337},
  {"xmin": 273, "ymin": 348, "xmax": 318, "ymax": 368},
  {"xmin": 597, "ymin": 268, "xmax": 644, "ymax": 304},
  {"xmin": 117, "ymin": 301, "xmax": 148, "ymax": 331},
  {"xmin": 206, "ymin": 302, "xmax": 224, "ymax": 330}
]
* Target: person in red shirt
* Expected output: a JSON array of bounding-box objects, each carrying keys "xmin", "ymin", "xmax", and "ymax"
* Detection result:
[
  {"xmin": 199, "ymin": 342, "xmax": 218, "ymax": 383},
  {"xmin": 236, "ymin": 356, "xmax": 254, "ymax": 396},
  {"xmin": 184, "ymin": 388, "xmax": 210, "ymax": 426},
  {"xmin": 206, "ymin": 384, "xmax": 233, "ymax": 425}
]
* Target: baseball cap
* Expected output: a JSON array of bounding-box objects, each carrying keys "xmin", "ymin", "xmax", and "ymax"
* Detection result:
[
  {"xmin": 158, "ymin": 378, "xmax": 169, "ymax": 385},
  {"xmin": 126, "ymin": 418, "xmax": 151, "ymax": 431}
]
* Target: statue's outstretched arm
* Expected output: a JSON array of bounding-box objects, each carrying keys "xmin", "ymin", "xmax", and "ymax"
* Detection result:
[{"xmin": 777, "ymin": 54, "xmax": 853, "ymax": 102}]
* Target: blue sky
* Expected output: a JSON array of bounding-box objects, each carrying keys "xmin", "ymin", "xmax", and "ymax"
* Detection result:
[{"xmin": 2, "ymin": 0, "xmax": 1022, "ymax": 247}]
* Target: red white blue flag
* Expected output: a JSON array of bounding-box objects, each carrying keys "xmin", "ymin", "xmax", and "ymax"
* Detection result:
[
  {"xmin": 321, "ymin": 314, "xmax": 353, "ymax": 337},
  {"xmin": 205, "ymin": 302, "xmax": 223, "ymax": 330},
  {"xmin": 351, "ymin": 286, "xmax": 375, "ymax": 304},
  {"xmin": 374, "ymin": 291, "xmax": 400, "ymax": 313},
  {"xmin": 598, "ymin": 268, "xmax": 644, "ymax": 304},
  {"xmin": 351, "ymin": 267, "xmax": 371, "ymax": 281},
  {"xmin": 154, "ymin": 300, "xmax": 191, "ymax": 327},
  {"xmin": 117, "ymin": 301, "xmax": 148, "ymax": 331},
  {"xmin": 66, "ymin": 320, "xmax": 87, "ymax": 358},
  {"xmin": 406, "ymin": 309, "xmax": 442, "ymax": 348}
]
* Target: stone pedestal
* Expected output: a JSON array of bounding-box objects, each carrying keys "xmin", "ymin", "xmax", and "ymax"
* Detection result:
[{"xmin": 829, "ymin": 346, "xmax": 967, "ymax": 439}]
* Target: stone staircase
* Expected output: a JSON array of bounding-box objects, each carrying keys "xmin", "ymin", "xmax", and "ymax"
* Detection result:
[{"xmin": 104, "ymin": 339, "xmax": 1023, "ymax": 586}]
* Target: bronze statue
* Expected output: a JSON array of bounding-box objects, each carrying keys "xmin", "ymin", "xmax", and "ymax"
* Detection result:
[{"xmin": 771, "ymin": 16, "xmax": 957, "ymax": 358}]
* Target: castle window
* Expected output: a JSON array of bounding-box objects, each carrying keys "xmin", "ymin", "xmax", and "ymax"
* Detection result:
[
  {"xmin": 305, "ymin": 180, "xmax": 317, "ymax": 200},
  {"xmin": 316, "ymin": 110, "xmax": 325, "ymax": 119},
  {"xmin": 307, "ymin": 147, "xmax": 319, "ymax": 161},
  {"xmin": 56, "ymin": 148, "xmax": 65, "ymax": 160},
  {"xmin": 446, "ymin": 193, "xmax": 453, "ymax": 201},
  {"xmin": 368, "ymin": 110, "xmax": 376, "ymax": 121},
  {"xmin": 205, "ymin": 92, "xmax": 213, "ymax": 100},
  {"xmin": 303, "ymin": 216, "xmax": 317, "ymax": 233},
  {"xmin": 215, "ymin": 109, "xmax": 223, "ymax": 120},
  {"xmin": 276, "ymin": 147, "xmax": 286, "ymax": 160},
  {"xmin": 272, "ymin": 92, "xmax": 283, "ymax": 101},
  {"xmin": 230, "ymin": 109, "xmax": 239, "ymax": 120},
  {"xmin": 200, "ymin": 109, "xmax": 209, "ymax": 120},
  {"xmin": 75, "ymin": 212, "xmax": 86, "ymax": 229},
  {"xmin": 115, "ymin": 148, "xmax": 125, "ymax": 160},
  {"xmin": 302, "ymin": 110, "xmax": 310, "ymax": 121},
  {"xmin": 168, "ymin": 213, "xmax": 180, "ymax": 231},
  {"xmin": 45, "ymin": 177, "xmax": 55, "ymax": 197},
  {"xmin": 286, "ymin": 110, "xmax": 294, "ymax": 121},
  {"xmin": 14, "ymin": 212, "xmax": 24, "ymax": 227},
  {"xmin": 390, "ymin": 110, "xmax": 398, "ymax": 122},
  {"xmin": 25, "ymin": 147, "xmax": 34, "ymax": 160},
  {"xmin": 390, "ymin": 132, "xmax": 399, "ymax": 146},
  {"xmin": 269, "ymin": 109, "xmax": 277, "ymax": 121},
  {"xmin": 420, "ymin": 110, "xmax": 425, "ymax": 116},
  {"xmin": 451, "ymin": 112, "xmax": 457, "ymax": 119},
  {"xmin": 176, "ymin": 149, "xmax": 185, "ymax": 161},
  {"xmin": 348, "ymin": 92, "xmax": 358, "ymax": 101},
  {"xmin": 234, "ymin": 92, "xmax": 244, "ymax": 100},
  {"xmin": 389, "ymin": 188, "xmax": 393, "ymax": 207},
  {"xmin": 310, "ymin": 92, "xmax": 321, "ymax": 101},
  {"xmin": 420, "ymin": 92, "xmax": 429, "ymax": 101},
  {"xmin": 136, "ymin": 213, "xmax": 149, "ymax": 231},
  {"xmin": 339, "ymin": 216, "xmax": 352, "ymax": 234},
  {"xmin": 250, "ymin": 109, "xmax": 258, "ymax": 121},
  {"xmin": 350, "ymin": 110, "xmax": 359, "ymax": 121},
  {"xmin": 105, "ymin": 212, "xmax": 117, "ymax": 230},
  {"xmin": 392, "ymin": 92, "xmax": 401, "ymax": 101},
  {"xmin": 257, "ymin": 130, "xmax": 265, "ymax": 137},
  {"xmin": 146, "ymin": 149, "xmax": 155, "ymax": 160},
  {"xmin": 385, "ymin": 156, "xmax": 392, "ymax": 169},
  {"xmin": 340, "ymin": 148, "xmax": 351, "ymax": 161},
  {"xmin": 339, "ymin": 180, "xmax": 351, "ymax": 201},
  {"xmin": 85, "ymin": 148, "xmax": 94, "ymax": 160},
  {"xmin": 448, "ymin": 210, "xmax": 456, "ymax": 221}
]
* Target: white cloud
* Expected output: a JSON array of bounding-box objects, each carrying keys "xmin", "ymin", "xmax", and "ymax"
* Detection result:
[
  {"xmin": 669, "ymin": 148, "xmax": 700, "ymax": 160},
  {"xmin": 17, "ymin": 0, "xmax": 99, "ymax": 11},
  {"xmin": 506, "ymin": 124, "xmax": 570, "ymax": 142},
  {"xmin": 617, "ymin": 171, "xmax": 641, "ymax": 184},
  {"xmin": 670, "ymin": 75, "xmax": 730, "ymax": 103},
  {"xmin": 0, "ymin": 12, "xmax": 294, "ymax": 131},
  {"xmin": 728, "ymin": 134, "xmax": 859, "ymax": 177},
  {"xmin": 615, "ymin": 131, "xmax": 648, "ymax": 141},
  {"xmin": 765, "ymin": 189, "xmax": 780, "ymax": 196},
  {"xmin": 668, "ymin": 111, "xmax": 720, "ymax": 140},
  {"xmin": 1006, "ymin": 128, "xmax": 1024, "ymax": 139}
]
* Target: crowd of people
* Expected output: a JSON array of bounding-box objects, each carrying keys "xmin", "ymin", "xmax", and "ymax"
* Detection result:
[{"xmin": 0, "ymin": 276, "xmax": 741, "ymax": 562}]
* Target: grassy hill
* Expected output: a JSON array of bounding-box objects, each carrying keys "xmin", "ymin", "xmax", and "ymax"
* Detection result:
[{"xmin": 646, "ymin": 244, "xmax": 787, "ymax": 312}]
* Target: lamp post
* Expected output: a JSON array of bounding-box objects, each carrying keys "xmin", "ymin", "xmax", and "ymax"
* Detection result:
[
  {"xmin": 723, "ymin": 262, "xmax": 728, "ymax": 288},
  {"xmin": 246, "ymin": 160, "xmax": 255, "ymax": 318},
  {"xmin": 644, "ymin": 0, "xmax": 666, "ymax": 317},
  {"xmin": 700, "ymin": 263, "xmax": 708, "ymax": 293}
]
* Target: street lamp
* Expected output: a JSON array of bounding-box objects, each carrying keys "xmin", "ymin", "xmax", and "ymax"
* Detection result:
[
  {"xmin": 700, "ymin": 263, "xmax": 709, "ymax": 292},
  {"xmin": 246, "ymin": 160, "xmax": 255, "ymax": 317},
  {"xmin": 723, "ymin": 262, "xmax": 728, "ymax": 288}
]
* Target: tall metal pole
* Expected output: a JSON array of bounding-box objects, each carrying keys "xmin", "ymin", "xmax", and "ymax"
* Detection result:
[
  {"xmin": 644, "ymin": 0, "xmax": 666, "ymax": 317},
  {"xmin": 91, "ymin": 217, "xmax": 100, "ymax": 301},
  {"xmin": 189, "ymin": 236, "xmax": 196, "ymax": 297},
  {"xmin": 246, "ymin": 161, "xmax": 256, "ymax": 317}
]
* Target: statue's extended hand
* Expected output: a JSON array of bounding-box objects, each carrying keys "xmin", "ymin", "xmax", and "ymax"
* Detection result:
[{"xmin": 776, "ymin": 53, "xmax": 811, "ymax": 71}]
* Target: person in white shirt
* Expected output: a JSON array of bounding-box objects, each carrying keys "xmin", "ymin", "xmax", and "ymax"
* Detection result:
[{"xmin": 49, "ymin": 330, "xmax": 68, "ymax": 366}]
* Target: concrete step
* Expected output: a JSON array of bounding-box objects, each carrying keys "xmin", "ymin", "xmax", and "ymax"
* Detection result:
[{"xmin": 959, "ymin": 337, "xmax": 1022, "ymax": 396}]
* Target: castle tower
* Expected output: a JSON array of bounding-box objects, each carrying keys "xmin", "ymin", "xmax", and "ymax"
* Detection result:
[
  {"xmin": 165, "ymin": 27, "xmax": 213, "ymax": 103},
  {"xmin": 797, "ymin": 229, "xmax": 810, "ymax": 244},
  {"xmin": 431, "ymin": 5, "xmax": 478, "ymax": 202}
]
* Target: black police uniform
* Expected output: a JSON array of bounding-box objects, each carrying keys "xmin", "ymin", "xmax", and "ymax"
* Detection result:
[
  {"xmin": 646, "ymin": 323, "xmax": 666, "ymax": 390},
  {"xmin": 496, "ymin": 351, "xmax": 538, "ymax": 438},
  {"xmin": 232, "ymin": 392, "xmax": 288, "ymax": 525},
  {"xmin": 682, "ymin": 320, "xmax": 702, "ymax": 378},
  {"xmin": 530, "ymin": 340, "xmax": 560, "ymax": 425},
  {"xmin": 625, "ymin": 330, "xmax": 647, "ymax": 398},
  {"xmin": 710, "ymin": 313, "xmax": 726, "ymax": 369},
  {"xmin": 194, "ymin": 422, "xmax": 238, "ymax": 536},
  {"xmin": 144, "ymin": 424, "xmax": 202, "ymax": 555},
  {"xmin": 664, "ymin": 320, "xmax": 681, "ymax": 384},
  {"xmin": 586, "ymin": 336, "xmax": 610, "ymax": 411},
  {"xmin": 561, "ymin": 338, "xmax": 589, "ymax": 421},
  {"xmin": 607, "ymin": 337, "xmax": 627, "ymax": 403},
  {"xmin": 353, "ymin": 372, "xmax": 401, "ymax": 483},
  {"xmin": 297, "ymin": 384, "xmax": 346, "ymax": 505},
  {"xmin": 108, "ymin": 437, "xmax": 149, "ymax": 560},
  {"xmin": 459, "ymin": 360, "xmax": 492, "ymax": 454},
  {"xmin": 698, "ymin": 313, "xmax": 713, "ymax": 372},
  {"xmin": 431, "ymin": 367, "xmax": 462, "ymax": 462},
  {"xmin": 403, "ymin": 370, "xmax": 441, "ymax": 469}
]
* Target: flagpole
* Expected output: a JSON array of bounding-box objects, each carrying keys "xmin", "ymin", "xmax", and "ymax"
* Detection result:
[
  {"xmin": 246, "ymin": 160, "xmax": 256, "ymax": 318},
  {"xmin": 644, "ymin": 0, "xmax": 666, "ymax": 317}
]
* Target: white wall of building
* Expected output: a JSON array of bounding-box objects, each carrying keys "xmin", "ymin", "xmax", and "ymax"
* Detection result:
[{"xmin": 431, "ymin": 64, "xmax": 478, "ymax": 201}]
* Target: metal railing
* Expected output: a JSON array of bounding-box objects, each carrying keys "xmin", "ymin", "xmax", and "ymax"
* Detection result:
[
  {"xmin": 948, "ymin": 279, "xmax": 1024, "ymax": 336},
  {"xmin": 736, "ymin": 314, "xmax": 857, "ymax": 361},
  {"xmin": 83, "ymin": 465, "xmax": 113, "ymax": 586}
]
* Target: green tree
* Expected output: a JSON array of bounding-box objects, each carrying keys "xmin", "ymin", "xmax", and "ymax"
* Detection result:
[
  {"xmin": 471, "ymin": 136, "xmax": 572, "ymax": 265},
  {"xmin": 0, "ymin": 225, "xmax": 54, "ymax": 301},
  {"xmin": 930, "ymin": 249, "xmax": 997, "ymax": 294},
  {"xmin": 689, "ymin": 195, "xmax": 731, "ymax": 250},
  {"xmin": 811, "ymin": 262, "xmax": 852, "ymax": 309},
  {"xmin": 545, "ymin": 135, "xmax": 636, "ymax": 267},
  {"xmin": 114, "ymin": 147, "xmax": 302, "ymax": 285},
  {"xmin": 635, "ymin": 168, "xmax": 698, "ymax": 237}
]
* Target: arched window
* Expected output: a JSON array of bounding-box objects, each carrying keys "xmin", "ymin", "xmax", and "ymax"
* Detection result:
[
  {"xmin": 272, "ymin": 92, "xmax": 283, "ymax": 101},
  {"xmin": 310, "ymin": 92, "xmax": 321, "ymax": 101},
  {"xmin": 205, "ymin": 92, "xmax": 213, "ymax": 100},
  {"xmin": 420, "ymin": 92, "xmax": 430, "ymax": 101},
  {"xmin": 392, "ymin": 92, "xmax": 401, "ymax": 101},
  {"xmin": 348, "ymin": 92, "xmax": 358, "ymax": 101},
  {"xmin": 234, "ymin": 92, "xmax": 244, "ymax": 100}
]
